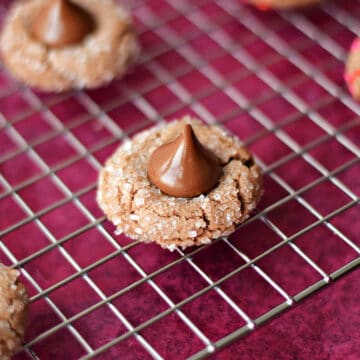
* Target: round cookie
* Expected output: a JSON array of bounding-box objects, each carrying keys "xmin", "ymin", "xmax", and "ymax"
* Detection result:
[
  {"xmin": 345, "ymin": 37, "xmax": 360, "ymax": 100},
  {"xmin": 244, "ymin": 0, "xmax": 322, "ymax": 10},
  {"xmin": 0, "ymin": 0, "xmax": 139, "ymax": 92},
  {"xmin": 97, "ymin": 117, "xmax": 263, "ymax": 250},
  {"xmin": 0, "ymin": 264, "xmax": 29, "ymax": 360}
]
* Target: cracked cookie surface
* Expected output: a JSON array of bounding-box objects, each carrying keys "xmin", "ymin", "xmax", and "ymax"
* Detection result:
[
  {"xmin": 97, "ymin": 117, "xmax": 263, "ymax": 250},
  {"xmin": 0, "ymin": 0, "xmax": 139, "ymax": 92},
  {"xmin": 0, "ymin": 264, "xmax": 29, "ymax": 360}
]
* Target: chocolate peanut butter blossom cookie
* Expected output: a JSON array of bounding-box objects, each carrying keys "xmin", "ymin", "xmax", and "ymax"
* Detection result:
[
  {"xmin": 0, "ymin": 0, "xmax": 139, "ymax": 92},
  {"xmin": 97, "ymin": 117, "xmax": 263, "ymax": 250},
  {"xmin": 0, "ymin": 264, "xmax": 29, "ymax": 360},
  {"xmin": 244, "ymin": 0, "xmax": 322, "ymax": 10}
]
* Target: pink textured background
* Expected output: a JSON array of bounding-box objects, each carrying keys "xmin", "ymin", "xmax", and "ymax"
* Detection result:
[
  {"xmin": 0, "ymin": 0, "xmax": 359, "ymax": 359},
  {"xmin": 216, "ymin": 268, "xmax": 360, "ymax": 360}
]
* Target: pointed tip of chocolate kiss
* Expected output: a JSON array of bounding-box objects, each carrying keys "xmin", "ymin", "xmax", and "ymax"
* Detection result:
[
  {"xmin": 181, "ymin": 123, "xmax": 197, "ymax": 149},
  {"xmin": 183, "ymin": 123, "xmax": 193, "ymax": 136},
  {"xmin": 148, "ymin": 123, "xmax": 222, "ymax": 198},
  {"xmin": 31, "ymin": 0, "xmax": 96, "ymax": 48}
]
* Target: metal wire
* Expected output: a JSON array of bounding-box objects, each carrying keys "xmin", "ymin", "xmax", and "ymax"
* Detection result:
[{"xmin": 0, "ymin": 0, "xmax": 359, "ymax": 359}]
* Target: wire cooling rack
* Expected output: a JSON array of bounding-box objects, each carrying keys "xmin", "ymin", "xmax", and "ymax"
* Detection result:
[{"xmin": 0, "ymin": 0, "xmax": 359, "ymax": 359}]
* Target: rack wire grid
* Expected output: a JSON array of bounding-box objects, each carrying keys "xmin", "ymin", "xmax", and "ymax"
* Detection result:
[{"xmin": 0, "ymin": 0, "xmax": 359, "ymax": 358}]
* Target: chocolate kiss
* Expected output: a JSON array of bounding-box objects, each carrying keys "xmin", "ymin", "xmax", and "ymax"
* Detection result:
[
  {"xmin": 148, "ymin": 124, "xmax": 222, "ymax": 198},
  {"xmin": 31, "ymin": 0, "xmax": 95, "ymax": 48}
]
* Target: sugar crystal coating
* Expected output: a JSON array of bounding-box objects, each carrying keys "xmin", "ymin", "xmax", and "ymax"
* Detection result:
[{"xmin": 0, "ymin": 264, "xmax": 29, "ymax": 360}]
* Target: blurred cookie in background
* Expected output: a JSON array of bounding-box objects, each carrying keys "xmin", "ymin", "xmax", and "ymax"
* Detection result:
[
  {"xmin": 345, "ymin": 37, "xmax": 360, "ymax": 100},
  {"xmin": 244, "ymin": 0, "xmax": 322, "ymax": 10},
  {"xmin": 0, "ymin": 0, "xmax": 139, "ymax": 92}
]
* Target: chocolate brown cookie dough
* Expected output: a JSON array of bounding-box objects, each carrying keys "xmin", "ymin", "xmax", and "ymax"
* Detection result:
[
  {"xmin": 0, "ymin": 0, "xmax": 139, "ymax": 92},
  {"xmin": 97, "ymin": 116, "xmax": 263, "ymax": 250},
  {"xmin": 0, "ymin": 264, "xmax": 29, "ymax": 360},
  {"xmin": 245, "ymin": 0, "xmax": 322, "ymax": 10}
]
